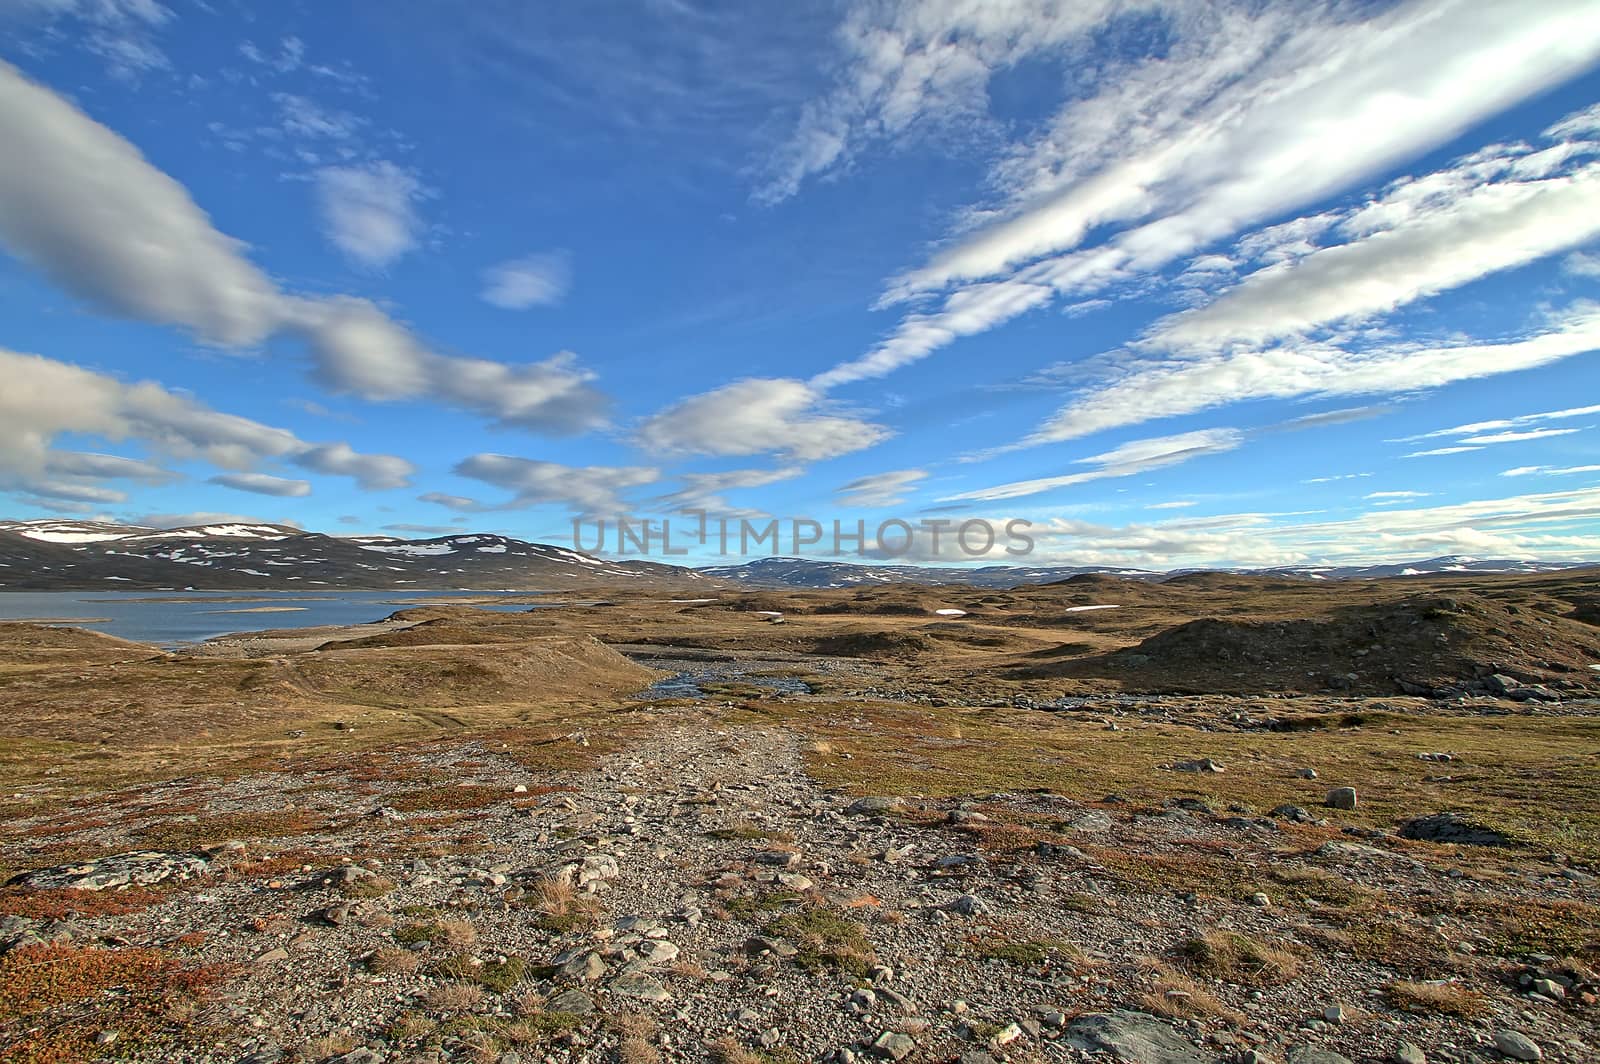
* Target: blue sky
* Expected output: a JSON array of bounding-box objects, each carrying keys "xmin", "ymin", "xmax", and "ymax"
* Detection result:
[{"xmin": 1, "ymin": 0, "xmax": 1599, "ymax": 568}]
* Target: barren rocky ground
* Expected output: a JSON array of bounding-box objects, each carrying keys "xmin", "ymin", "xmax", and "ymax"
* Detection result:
[{"xmin": 2, "ymin": 573, "xmax": 1598, "ymax": 1063}]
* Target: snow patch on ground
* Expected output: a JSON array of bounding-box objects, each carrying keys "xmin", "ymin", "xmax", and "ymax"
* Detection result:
[{"xmin": 1065, "ymin": 604, "xmax": 1121, "ymax": 612}]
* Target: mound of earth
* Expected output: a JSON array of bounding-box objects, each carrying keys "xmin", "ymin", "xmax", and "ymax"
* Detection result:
[
  {"xmin": 692, "ymin": 594, "xmax": 800, "ymax": 614},
  {"xmin": 0, "ymin": 622, "xmax": 158, "ymax": 666},
  {"xmin": 294, "ymin": 637, "xmax": 658, "ymax": 705},
  {"xmin": 808, "ymin": 631, "xmax": 939, "ymax": 659},
  {"xmin": 814, "ymin": 598, "xmax": 933, "ymax": 615},
  {"xmin": 1159, "ymin": 572, "xmax": 1311, "ymax": 592},
  {"xmin": 1034, "ymin": 593, "xmax": 1600, "ymax": 695},
  {"xmin": 323, "ymin": 616, "xmax": 545, "ymax": 649}
]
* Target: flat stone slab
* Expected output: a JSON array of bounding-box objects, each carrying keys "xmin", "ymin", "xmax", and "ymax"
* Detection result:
[
  {"xmin": 1063, "ymin": 1011, "xmax": 1217, "ymax": 1063},
  {"xmin": 6, "ymin": 850, "xmax": 210, "ymax": 891}
]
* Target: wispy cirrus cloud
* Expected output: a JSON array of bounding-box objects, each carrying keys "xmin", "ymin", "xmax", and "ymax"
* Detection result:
[
  {"xmin": 1502, "ymin": 464, "xmax": 1600, "ymax": 478},
  {"xmin": 939, "ymin": 428, "xmax": 1244, "ymax": 503},
  {"xmin": 1396, "ymin": 402, "xmax": 1597, "ymax": 457},
  {"xmin": 836, "ymin": 469, "xmax": 928, "ymax": 508},
  {"xmin": 797, "ymin": 0, "xmax": 1600, "ymax": 397}
]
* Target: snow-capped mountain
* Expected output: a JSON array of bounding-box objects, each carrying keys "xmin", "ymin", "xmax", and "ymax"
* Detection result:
[
  {"xmin": 699, "ymin": 557, "xmax": 1164, "ymax": 588},
  {"xmin": 1, "ymin": 520, "xmax": 1592, "ymax": 591},
  {"xmin": 0, "ymin": 520, "xmax": 700, "ymax": 590}
]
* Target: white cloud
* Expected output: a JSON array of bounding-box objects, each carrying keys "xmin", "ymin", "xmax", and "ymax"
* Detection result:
[
  {"xmin": 44, "ymin": 451, "xmax": 173, "ymax": 483},
  {"xmin": 1026, "ymin": 302, "xmax": 1600, "ymax": 444},
  {"xmin": 289, "ymin": 298, "xmax": 608, "ymax": 432},
  {"xmin": 813, "ymin": 279, "xmax": 1052, "ymax": 389},
  {"xmin": 1304, "ymin": 472, "xmax": 1372, "ymax": 483},
  {"xmin": 208, "ymin": 472, "xmax": 312, "ymax": 497},
  {"xmin": 11, "ymin": 0, "xmax": 173, "ymax": 79},
  {"xmin": 137, "ymin": 511, "xmax": 299, "ymax": 530},
  {"xmin": 1146, "ymin": 500, "xmax": 1195, "ymax": 510},
  {"xmin": 637, "ymin": 378, "xmax": 890, "ymax": 462},
  {"xmin": 798, "ymin": 1, "xmax": 1600, "ymax": 389},
  {"xmin": 1365, "ymin": 490, "xmax": 1431, "ymax": 500},
  {"xmin": 1403, "ymin": 446, "xmax": 1483, "ymax": 458},
  {"xmin": 1458, "ymin": 428, "xmax": 1582, "ymax": 446},
  {"xmin": 836, "ymin": 469, "xmax": 927, "ymax": 507},
  {"xmin": 1153, "ymin": 161, "xmax": 1600, "ymax": 349},
  {"xmin": 993, "ymin": 484, "xmax": 1600, "ymax": 568},
  {"xmin": 293, "ymin": 442, "xmax": 415, "ymax": 491},
  {"xmin": 1568, "ymin": 251, "xmax": 1600, "ymax": 278},
  {"xmin": 1404, "ymin": 402, "xmax": 1600, "ymax": 440},
  {"xmin": 0, "ymin": 60, "xmax": 284, "ymax": 346},
  {"xmin": 448, "ymin": 455, "xmax": 660, "ymax": 514},
  {"xmin": 940, "ymin": 428, "xmax": 1243, "ymax": 502},
  {"xmin": 0, "ymin": 63, "xmax": 608, "ymax": 437},
  {"xmin": 273, "ymin": 93, "xmax": 363, "ymax": 140},
  {"xmin": 1501, "ymin": 464, "xmax": 1600, "ymax": 477},
  {"xmin": 314, "ymin": 161, "xmax": 424, "ymax": 269},
  {"xmin": 0, "ymin": 344, "xmax": 412, "ymax": 503},
  {"xmin": 481, "ymin": 253, "xmax": 571, "ymax": 310},
  {"xmin": 758, "ymin": 0, "xmax": 1187, "ymax": 205},
  {"xmin": 654, "ymin": 467, "xmax": 803, "ymax": 516}
]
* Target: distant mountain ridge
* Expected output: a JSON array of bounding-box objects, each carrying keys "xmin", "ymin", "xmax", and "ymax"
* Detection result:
[
  {"xmin": 0, "ymin": 519, "xmax": 1591, "ymax": 591},
  {"xmin": 0, "ymin": 519, "xmax": 699, "ymax": 591}
]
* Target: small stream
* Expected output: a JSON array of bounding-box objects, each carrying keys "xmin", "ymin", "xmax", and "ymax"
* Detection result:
[{"xmin": 629, "ymin": 657, "xmax": 815, "ymax": 700}]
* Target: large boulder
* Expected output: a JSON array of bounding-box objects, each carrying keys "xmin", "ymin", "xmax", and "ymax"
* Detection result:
[{"xmin": 6, "ymin": 850, "xmax": 210, "ymax": 892}]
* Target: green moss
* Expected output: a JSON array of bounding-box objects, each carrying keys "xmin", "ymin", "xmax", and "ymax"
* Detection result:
[{"xmin": 763, "ymin": 908, "xmax": 876, "ymax": 976}]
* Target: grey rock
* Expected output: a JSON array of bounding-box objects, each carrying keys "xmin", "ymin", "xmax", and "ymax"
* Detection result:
[
  {"xmin": 847, "ymin": 796, "xmax": 906, "ymax": 816},
  {"xmin": 1395, "ymin": 1042, "xmax": 1426, "ymax": 1064},
  {"xmin": 6, "ymin": 850, "xmax": 209, "ymax": 892},
  {"xmin": 237, "ymin": 1047, "xmax": 284, "ymax": 1064},
  {"xmin": 316, "ymin": 903, "xmax": 352, "ymax": 927},
  {"xmin": 1270, "ymin": 804, "xmax": 1316, "ymax": 823},
  {"xmin": 1172, "ymin": 759, "xmax": 1225, "ymax": 773},
  {"xmin": 871, "ymin": 1032, "xmax": 915, "ymax": 1060},
  {"xmin": 1493, "ymin": 1030, "xmax": 1542, "ymax": 1062},
  {"xmin": 1063, "ymin": 1010, "xmax": 1214, "ymax": 1063},
  {"xmin": 1398, "ymin": 812, "xmax": 1509, "ymax": 846},
  {"xmin": 942, "ymin": 894, "xmax": 990, "ymax": 916},
  {"xmin": 1061, "ymin": 811, "xmax": 1114, "ymax": 832},
  {"xmin": 610, "ymin": 970, "xmax": 670, "ymax": 1002},
  {"xmin": 1325, "ymin": 787, "xmax": 1358, "ymax": 810},
  {"xmin": 754, "ymin": 850, "xmax": 800, "ymax": 867},
  {"xmin": 545, "ymin": 989, "xmax": 596, "ymax": 1015}
]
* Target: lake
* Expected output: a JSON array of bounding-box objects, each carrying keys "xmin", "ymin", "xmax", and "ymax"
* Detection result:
[{"xmin": 0, "ymin": 590, "xmax": 547, "ymax": 646}]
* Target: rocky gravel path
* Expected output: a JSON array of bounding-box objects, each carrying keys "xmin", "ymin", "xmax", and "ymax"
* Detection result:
[{"xmin": 3, "ymin": 715, "xmax": 1597, "ymax": 1064}]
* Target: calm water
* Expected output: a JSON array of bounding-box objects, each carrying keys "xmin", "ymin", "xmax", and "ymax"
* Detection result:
[{"xmin": 0, "ymin": 590, "xmax": 546, "ymax": 646}]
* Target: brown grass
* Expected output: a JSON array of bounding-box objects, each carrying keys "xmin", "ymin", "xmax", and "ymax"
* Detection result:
[
  {"xmin": 1176, "ymin": 930, "xmax": 1301, "ymax": 985},
  {"xmin": 613, "ymin": 1012, "xmax": 660, "ymax": 1064},
  {"xmin": 425, "ymin": 981, "xmax": 485, "ymax": 1012},
  {"xmin": 1136, "ymin": 958, "xmax": 1244, "ymax": 1025},
  {"xmin": 709, "ymin": 1037, "xmax": 766, "ymax": 1064},
  {"xmin": 366, "ymin": 946, "xmax": 421, "ymax": 974},
  {"xmin": 1383, "ymin": 980, "xmax": 1489, "ymax": 1017}
]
